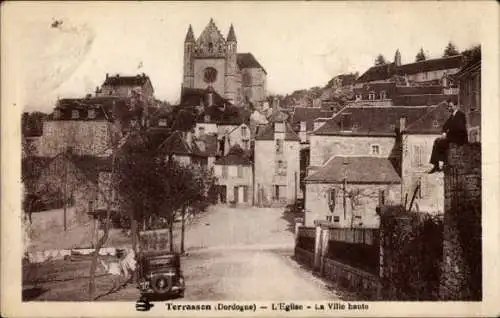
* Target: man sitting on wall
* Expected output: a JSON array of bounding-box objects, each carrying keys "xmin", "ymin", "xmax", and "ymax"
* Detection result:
[{"xmin": 428, "ymin": 100, "xmax": 467, "ymax": 174}]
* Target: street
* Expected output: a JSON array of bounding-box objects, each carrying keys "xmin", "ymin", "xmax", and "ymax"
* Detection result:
[{"xmin": 24, "ymin": 205, "xmax": 341, "ymax": 301}]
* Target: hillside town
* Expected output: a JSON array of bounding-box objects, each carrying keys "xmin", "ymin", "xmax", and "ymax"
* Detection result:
[{"xmin": 21, "ymin": 19, "xmax": 482, "ymax": 302}]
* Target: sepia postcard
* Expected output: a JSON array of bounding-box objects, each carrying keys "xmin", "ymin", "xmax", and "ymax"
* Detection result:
[{"xmin": 1, "ymin": 1, "xmax": 499, "ymax": 317}]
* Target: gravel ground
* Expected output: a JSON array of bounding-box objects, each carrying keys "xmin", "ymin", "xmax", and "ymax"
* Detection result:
[{"xmin": 23, "ymin": 205, "xmax": 344, "ymax": 301}]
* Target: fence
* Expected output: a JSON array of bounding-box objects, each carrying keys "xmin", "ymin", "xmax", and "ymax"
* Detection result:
[
  {"xmin": 294, "ymin": 224, "xmax": 381, "ymax": 299},
  {"xmin": 326, "ymin": 228, "xmax": 380, "ymax": 275}
]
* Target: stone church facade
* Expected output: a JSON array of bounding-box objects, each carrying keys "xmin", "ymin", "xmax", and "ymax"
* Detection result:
[{"xmin": 182, "ymin": 19, "xmax": 267, "ymax": 109}]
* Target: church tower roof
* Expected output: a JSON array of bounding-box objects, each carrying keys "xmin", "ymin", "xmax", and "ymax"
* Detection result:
[
  {"xmin": 185, "ymin": 24, "xmax": 195, "ymax": 43},
  {"xmin": 227, "ymin": 24, "xmax": 237, "ymax": 42}
]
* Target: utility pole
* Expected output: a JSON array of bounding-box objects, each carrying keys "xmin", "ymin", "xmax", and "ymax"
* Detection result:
[{"xmin": 63, "ymin": 150, "xmax": 68, "ymax": 231}]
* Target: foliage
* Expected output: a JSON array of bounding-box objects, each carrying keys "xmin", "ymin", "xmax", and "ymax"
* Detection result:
[
  {"xmin": 461, "ymin": 44, "xmax": 481, "ymax": 66},
  {"xmin": 443, "ymin": 41, "xmax": 460, "ymax": 57},
  {"xmin": 374, "ymin": 54, "xmax": 387, "ymax": 66},
  {"xmin": 415, "ymin": 47, "xmax": 427, "ymax": 62},
  {"xmin": 22, "ymin": 111, "xmax": 48, "ymax": 137},
  {"xmin": 380, "ymin": 208, "xmax": 443, "ymax": 300}
]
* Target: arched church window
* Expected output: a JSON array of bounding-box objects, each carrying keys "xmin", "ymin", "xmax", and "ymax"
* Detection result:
[{"xmin": 208, "ymin": 42, "xmax": 214, "ymax": 53}]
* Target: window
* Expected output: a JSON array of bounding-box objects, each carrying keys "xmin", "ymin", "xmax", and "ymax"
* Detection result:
[
  {"xmin": 412, "ymin": 145, "xmax": 423, "ymax": 167},
  {"xmin": 380, "ymin": 90, "xmax": 387, "ymax": 100},
  {"xmin": 71, "ymin": 110, "xmax": 80, "ymax": 119},
  {"xmin": 276, "ymin": 139, "xmax": 283, "ymax": 154},
  {"xmin": 237, "ymin": 166, "xmax": 243, "ymax": 178},
  {"xmin": 242, "ymin": 140, "xmax": 249, "ymax": 150},
  {"xmin": 88, "ymin": 109, "xmax": 96, "ymax": 119},
  {"xmin": 469, "ymin": 129, "xmax": 479, "ymax": 143},
  {"xmin": 371, "ymin": 144, "xmax": 380, "ymax": 155},
  {"xmin": 199, "ymin": 126, "xmax": 205, "ymax": 135},
  {"xmin": 416, "ymin": 177, "xmax": 424, "ymax": 199},
  {"xmin": 276, "ymin": 160, "xmax": 287, "ymax": 176},
  {"xmin": 159, "ymin": 118, "xmax": 167, "ymax": 127},
  {"xmin": 368, "ymin": 92, "xmax": 376, "ymax": 100},
  {"xmin": 432, "ymin": 119, "xmax": 440, "ymax": 128},
  {"xmin": 222, "ymin": 166, "xmax": 228, "ymax": 179},
  {"xmin": 355, "ymin": 94, "xmax": 362, "ymax": 101},
  {"xmin": 241, "ymin": 126, "xmax": 248, "ymax": 138},
  {"xmin": 328, "ymin": 188, "xmax": 336, "ymax": 213}
]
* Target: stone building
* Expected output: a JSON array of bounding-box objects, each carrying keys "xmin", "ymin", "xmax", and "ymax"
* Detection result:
[
  {"xmin": 96, "ymin": 73, "xmax": 155, "ymax": 100},
  {"xmin": 36, "ymin": 97, "xmax": 128, "ymax": 157},
  {"xmin": 156, "ymin": 130, "xmax": 218, "ymax": 168},
  {"xmin": 304, "ymin": 156, "xmax": 401, "ymax": 228},
  {"xmin": 353, "ymin": 50, "xmax": 462, "ymax": 106},
  {"xmin": 182, "ymin": 19, "xmax": 267, "ymax": 108},
  {"xmin": 254, "ymin": 121, "xmax": 300, "ymax": 206},
  {"xmin": 213, "ymin": 144, "xmax": 253, "ymax": 205},
  {"xmin": 455, "ymin": 57, "xmax": 481, "ymax": 142},
  {"xmin": 306, "ymin": 104, "xmax": 452, "ymax": 226}
]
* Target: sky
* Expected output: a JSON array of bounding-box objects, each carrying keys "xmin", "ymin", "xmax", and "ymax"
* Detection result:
[{"xmin": 4, "ymin": 1, "xmax": 487, "ymax": 113}]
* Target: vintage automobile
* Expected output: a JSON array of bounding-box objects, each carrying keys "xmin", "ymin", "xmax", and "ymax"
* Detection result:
[{"xmin": 137, "ymin": 250, "xmax": 185, "ymax": 299}]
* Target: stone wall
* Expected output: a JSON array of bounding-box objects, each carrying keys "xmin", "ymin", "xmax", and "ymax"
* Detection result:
[
  {"xmin": 402, "ymin": 134, "xmax": 444, "ymax": 214},
  {"xmin": 214, "ymin": 164, "xmax": 253, "ymax": 204},
  {"xmin": 440, "ymin": 143, "xmax": 482, "ymax": 300},
  {"xmin": 254, "ymin": 139, "xmax": 300, "ymax": 206},
  {"xmin": 38, "ymin": 120, "xmax": 113, "ymax": 157},
  {"xmin": 309, "ymin": 135, "xmax": 396, "ymax": 167},
  {"xmin": 304, "ymin": 183, "xmax": 400, "ymax": 227}
]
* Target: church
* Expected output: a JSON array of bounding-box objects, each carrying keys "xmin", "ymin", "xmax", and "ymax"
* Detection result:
[{"xmin": 182, "ymin": 19, "xmax": 267, "ymax": 109}]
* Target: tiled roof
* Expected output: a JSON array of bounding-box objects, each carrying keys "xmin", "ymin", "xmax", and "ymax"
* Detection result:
[
  {"xmin": 392, "ymin": 94, "xmax": 457, "ymax": 107},
  {"xmin": 289, "ymin": 107, "xmax": 333, "ymax": 131},
  {"xmin": 237, "ymin": 53, "xmax": 267, "ymax": 74},
  {"xmin": 180, "ymin": 87, "xmax": 229, "ymax": 107},
  {"xmin": 214, "ymin": 144, "xmax": 252, "ymax": 166},
  {"xmin": 197, "ymin": 105, "xmax": 248, "ymax": 125},
  {"xmin": 396, "ymin": 55, "xmax": 462, "ymax": 75},
  {"xmin": 52, "ymin": 96, "xmax": 130, "ymax": 121},
  {"xmin": 404, "ymin": 102, "xmax": 452, "ymax": 134},
  {"xmin": 156, "ymin": 131, "xmax": 192, "ymax": 156},
  {"xmin": 357, "ymin": 55, "xmax": 463, "ymax": 83},
  {"xmin": 313, "ymin": 106, "xmax": 433, "ymax": 136},
  {"xmin": 102, "ymin": 74, "xmax": 151, "ymax": 87},
  {"xmin": 192, "ymin": 134, "xmax": 218, "ymax": 157},
  {"xmin": 305, "ymin": 156, "xmax": 401, "ymax": 184},
  {"xmin": 395, "ymin": 85, "xmax": 443, "ymax": 95},
  {"xmin": 255, "ymin": 121, "xmax": 300, "ymax": 141}
]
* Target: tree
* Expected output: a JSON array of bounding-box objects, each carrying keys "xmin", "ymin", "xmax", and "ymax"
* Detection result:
[
  {"xmin": 461, "ymin": 45, "xmax": 481, "ymax": 66},
  {"xmin": 443, "ymin": 41, "xmax": 459, "ymax": 57},
  {"xmin": 415, "ymin": 48, "xmax": 427, "ymax": 62},
  {"xmin": 375, "ymin": 54, "xmax": 387, "ymax": 66}
]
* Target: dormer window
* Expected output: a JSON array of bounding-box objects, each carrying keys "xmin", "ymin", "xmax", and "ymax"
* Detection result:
[
  {"xmin": 368, "ymin": 92, "xmax": 376, "ymax": 100},
  {"xmin": 380, "ymin": 90, "xmax": 387, "ymax": 100},
  {"xmin": 204, "ymin": 114, "xmax": 211, "ymax": 123},
  {"xmin": 159, "ymin": 118, "xmax": 167, "ymax": 127},
  {"xmin": 340, "ymin": 114, "xmax": 352, "ymax": 131},
  {"xmin": 71, "ymin": 110, "xmax": 80, "ymax": 119},
  {"xmin": 88, "ymin": 109, "xmax": 96, "ymax": 119},
  {"xmin": 355, "ymin": 94, "xmax": 362, "ymax": 101}
]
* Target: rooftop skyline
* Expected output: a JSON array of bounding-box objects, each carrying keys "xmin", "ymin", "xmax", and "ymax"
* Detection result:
[{"xmin": 4, "ymin": 2, "xmax": 487, "ymax": 112}]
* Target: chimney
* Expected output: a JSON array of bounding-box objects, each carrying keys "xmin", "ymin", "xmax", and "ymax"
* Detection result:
[
  {"xmin": 106, "ymin": 73, "xmax": 109, "ymax": 79},
  {"xmin": 399, "ymin": 117, "xmax": 406, "ymax": 133}
]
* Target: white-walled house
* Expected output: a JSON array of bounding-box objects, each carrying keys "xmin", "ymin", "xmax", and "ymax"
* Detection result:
[{"xmin": 254, "ymin": 121, "xmax": 300, "ymax": 206}]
